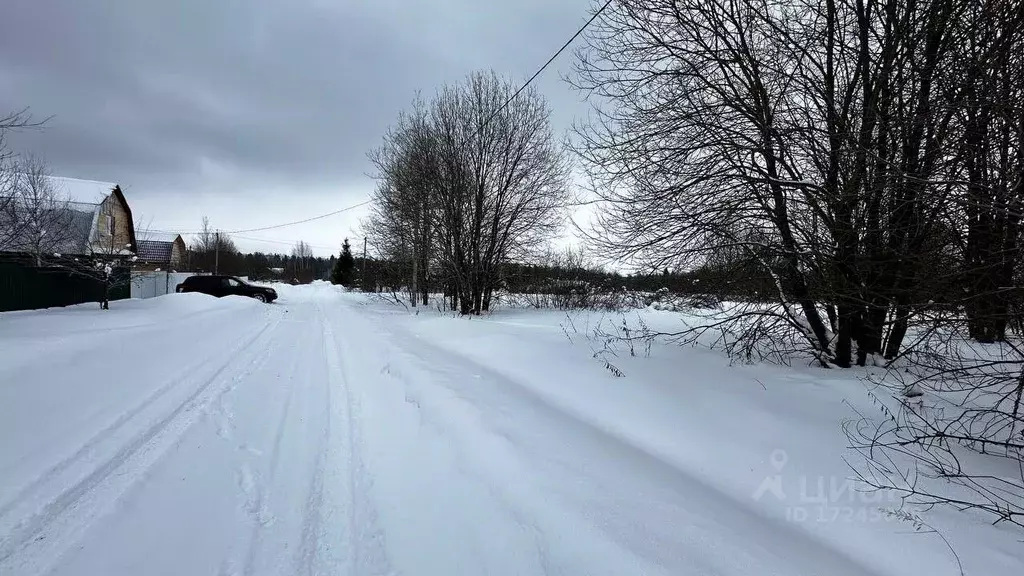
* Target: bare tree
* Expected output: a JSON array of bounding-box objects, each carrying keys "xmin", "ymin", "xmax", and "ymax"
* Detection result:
[
  {"xmin": 193, "ymin": 216, "xmax": 218, "ymax": 254},
  {"xmin": 0, "ymin": 109, "xmax": 42, "ymax": 164},
  {"xmin": 846, "ymin": 323, "xmax": 1024, "ymax": 530},
  {"xmin": 430, "ymin": 71, "xmax": 570, "ymax": 313},
  {"xmin": 367, "ymin": 94, "xmax": 439, "ymax": 306},
  {"xmin": 188, "ymin": 217, "xmax": 237, "ymax": 273},
  {"xmin": 568, "ymin": 0, "xmax": 1014, "ymax": 365},
  {"xmin": 0, "ymin": 160, "xmax": 16, "ymax": 253},
  {"xmin": 291, "ymin": 240, "xmax": 314, "ymax": 275},
  {"xmin": 39, "ymin": 212, "xmax": 141, "ymax": 310},
  {"xmin": 7, "ymin": 155, "xmax": 78, "ymax": 265},
  {"xmin": 570, "ymin": 0, "xmax": 1024, "ymax": 534},
  {"xmin": 367, "ymin": 72, "xmax": 570, "ymax": 314},
  {"xmin": 291, "ymin": 241, "xmax": 313, "ymax": 261},
  {"xmin": 0, "ymin": 162, "xmax": 22, "ymax": 252},
  {"xmin": 1, "ymin": 110, "xmax": 45, "ymax": 250},
  {"xmin": 570, "ymin": 0, "xmax": 848, "ymax": 361},
  {"xmin": 956, "ymin": 0, "xmax": 1024, "ymax": 344}
]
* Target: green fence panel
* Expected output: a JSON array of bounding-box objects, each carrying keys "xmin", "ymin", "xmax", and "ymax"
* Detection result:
[{"xmin": 0, "ymin": 259, "xmax": 130, "ymax": 313}]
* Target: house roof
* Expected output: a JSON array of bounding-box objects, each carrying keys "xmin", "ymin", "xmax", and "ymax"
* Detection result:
[
  {"xmin": 53, "ymin": 206, "xmax": 99, "ymax": 254},
  {"xmin": 47, "ymin": 177, "xmax": 117, "ymax": 204},
  {"xmin": 0, "ymin": 175, "xmax": 136, "ymax": 256},
  {"xmin": 137, "ymin": 240, "xmax": 175, "ymax": 263},
  {"xmin": 114, "ymin": 185, "xmax": 136, "ymax": 253},
  {"xmin": 48, "ymin": 177, "xmax": 136, "ymax": 253},
  {"xmin": 146, "ymin": 231, "xmax": 186, "ymax": 243},
  {"xmin": 0, "ymin": 200, "xmax": 99, "ymax": 255}
]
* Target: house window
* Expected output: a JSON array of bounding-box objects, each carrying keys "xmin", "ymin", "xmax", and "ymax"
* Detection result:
[{"xmin": 106, "ymin": 214, "xmax": 115, "ymax": 235}]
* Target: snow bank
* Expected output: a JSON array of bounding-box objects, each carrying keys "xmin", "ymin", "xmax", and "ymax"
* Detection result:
[
  {"xmin": 1, "ymin": 292, "xmax": 260, "ymax": 338},
  {"xmin": 2, "ymin": 286, "xmax": 1018, "ymax": 576},
  {"xmin": 345, "ymin": 292, "xmax": 1023, "ymax": 576}
]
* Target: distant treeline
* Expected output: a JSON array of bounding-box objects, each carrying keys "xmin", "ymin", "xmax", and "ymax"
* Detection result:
[
  {"xmin": 355, "ymin": 254, "xmax": 779, "ymax": 304},
  {"xmin": 185, "ymin": 248, "xmax": 334, "ymax": 284}
]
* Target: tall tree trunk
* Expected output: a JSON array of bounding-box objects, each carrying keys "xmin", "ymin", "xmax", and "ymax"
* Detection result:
[
  {"xmin": 826, "ymin": 304, "xmax": 838, "ymax": 334},
  {"xmin": 763, "ymin": 140, "xmax": 833, "ymax": 358},
  {"xmin": 857, "ymin": 0, "xmax": 899, "ymax": 364},
  {"xmin": 826, "ymin": 0, "xmax": 856, "ymax": 368},
  {"xmin": 884, "ymin": 306, "xmax": 910, "ymax": 359},
  {"xmin": 410, "ymin": 242, "xmax": 418, "ymax": 307},
  {"xmin": 881, "ymin": 0, "xmax": 953, "ymax": 357},
  {"xmin": 472, "ymin": 285, "xmax": 483, "ymax": 315},
  {"xmin": 483, "ymin": 287, "xmax": 493, "ymax": 312}
]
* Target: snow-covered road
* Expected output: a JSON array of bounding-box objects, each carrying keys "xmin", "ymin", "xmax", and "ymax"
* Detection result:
[{"xmin": 1, "ymin": 284, "xmax": 1020, "ymax": 575}]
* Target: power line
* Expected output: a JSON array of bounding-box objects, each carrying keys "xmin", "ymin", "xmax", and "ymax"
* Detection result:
[
  {"xmin": 148, "ymin": 199, "xmax": 371, "ymax": 235},
  {"xmin": 233, "ymin": 234, "xmax": 339, "ymax": 252},
  {"xmin": 225, "ymin": 200, "xmax": 371, "ymax": 234},
  {"xmin": 478, "ymin": 0, "xmax": 614, "ymax": 133},
  {"xmin": 149, "ymin": 2, "xmax": 610, "ymax": 240}
]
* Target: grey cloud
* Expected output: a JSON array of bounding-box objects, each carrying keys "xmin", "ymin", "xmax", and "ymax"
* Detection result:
[{"xmin": 0, "ymin": 0, "xmax": 590, "ymax": 252}]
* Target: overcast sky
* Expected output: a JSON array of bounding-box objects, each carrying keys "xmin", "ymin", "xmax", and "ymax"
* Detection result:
[{"xmin": 0, "ymin": 0, "xmax": 593, "ymax": 256}]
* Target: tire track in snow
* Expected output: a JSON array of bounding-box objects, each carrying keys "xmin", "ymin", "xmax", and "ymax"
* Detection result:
[
  {"xmin": 294, "ymin": 398, "xmax": 329, "ymax": 576},
  {"xmin": 372, "ymin": 330, "xmax": 558, "ymax": 574},
  {"xmin": 341, "ymin": 302, "xmax": 568, "ymax": 575},
  {"xmin": 2, "ymin": 304, "xmax": 263, "ymax": 388},
  {"xmin": 209, "ymin": 317, "xmax": 306, "ymax": 576},
  {"xmin": 0, "ymin": 326, "xmax": 261, "ymax": 522},
  {"xmin": 373, "ymin": 314, "xmax": 890, "ymax": 576},
  {"xmin": 1, "ymin": 358, "xmax": 211, "ymax": 517},
  {"xmin": 238, "ymin": 329, "xmax": 303, "ymax": 576},
  {"xmin": 294, "ymin": 309, "xmax": 331, "ymax": 576},
  {"xmin": 196, "ymin": 302, "xmax": 347, "ymax": 576},
  {"xmin": 0, "ymin": 313, "xmax": 283, "ymax": 576},
  {"xmin": 317, "ymin": 307, "xmax": 393, "ymax": 576}
]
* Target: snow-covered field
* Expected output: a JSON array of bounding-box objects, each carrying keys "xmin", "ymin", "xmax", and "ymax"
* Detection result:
[{"xmin": 0, "ymin": 283, "xmax": 1019, "ymax": 575}]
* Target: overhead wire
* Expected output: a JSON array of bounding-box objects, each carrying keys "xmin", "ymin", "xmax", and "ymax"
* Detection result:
[
  {"xmin": 232, "ymin": 234, "xmax": 339, "ymax": 252},
  {"xmin": 147, "ymin": 199, "xmax": 371, "ymax": 236},
  {"xmin": 476, "ymin": 0, "xmax": 613, "ymax": 134},
  {"xmin": 221, "ymin": 200, "xmax": 371, "ymax": 234},
  {"xmin": 148, "ymin": 1, "xmax": 611, "ymax": 241}
]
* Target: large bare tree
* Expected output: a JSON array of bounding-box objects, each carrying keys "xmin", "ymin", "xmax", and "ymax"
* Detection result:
[
  {"xmin": 367, "ymin": 95, "xmax": 438, "ymax": 306},
  {"xmin": 568, "ymin": 0, "xmax": 1015, "ymax": 366},
  {"xmin": 570, "ymin": 0, "xmax": 1024, "ymax": 531},
  {"xmin": 433, "ymin": 71, "xmax": 570, "ymax": 313},
  {"xmin": 0, "ymin": 110, "xmax": 44, "ymax": 251},
  {"xmin": 366, "ymin": 71, "xmax": 570, "ymax": 314},
  {"xmin": 7, "ymin": 155, "xmax": 77, "ymax": 265}
]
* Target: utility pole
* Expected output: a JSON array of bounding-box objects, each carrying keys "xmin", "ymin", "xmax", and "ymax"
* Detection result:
[{"xmin": 214, "ymin": 230, "xmax": 220, "ymax": 274}]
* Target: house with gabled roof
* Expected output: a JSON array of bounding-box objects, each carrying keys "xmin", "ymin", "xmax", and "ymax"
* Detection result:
[
  {"xmin": 0, "ymin": 176, "xmax": 138, "ymax": 312},
  {"xmin": 1, "ymin": 176, "xmax": 137, "ymax": 258},
  {"xmin": 136, "ymin": 234, "xmax": 187, "ymax": 271},
  {"xmin": 52, "ymin": 177, "xmax": 137, "ymax": 257}
]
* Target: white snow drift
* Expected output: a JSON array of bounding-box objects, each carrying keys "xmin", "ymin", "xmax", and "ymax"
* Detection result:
[{"xmin": 0, "ymin": 284, "xmax": 1019, "ymax": 575}]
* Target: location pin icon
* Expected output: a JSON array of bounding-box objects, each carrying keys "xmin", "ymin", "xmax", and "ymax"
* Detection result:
[{"xmin": 770, "ymin": 449, "xmax": 788, "ymax": 472}]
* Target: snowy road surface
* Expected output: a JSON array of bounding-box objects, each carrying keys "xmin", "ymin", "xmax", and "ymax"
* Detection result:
[{"xmin": 1, "ymin": 284, "xmax": 1020, "ymax": 575}]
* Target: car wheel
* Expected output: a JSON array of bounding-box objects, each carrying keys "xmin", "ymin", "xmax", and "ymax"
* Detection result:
[{"xmin": 253, "ymin": 293, "xmax": 267, "ymax": 303}]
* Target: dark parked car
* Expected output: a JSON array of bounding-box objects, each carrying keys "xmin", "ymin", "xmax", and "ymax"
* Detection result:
[{"xmin": 175, "ymin": 275, "xmax": 278, "ymax": 303}]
